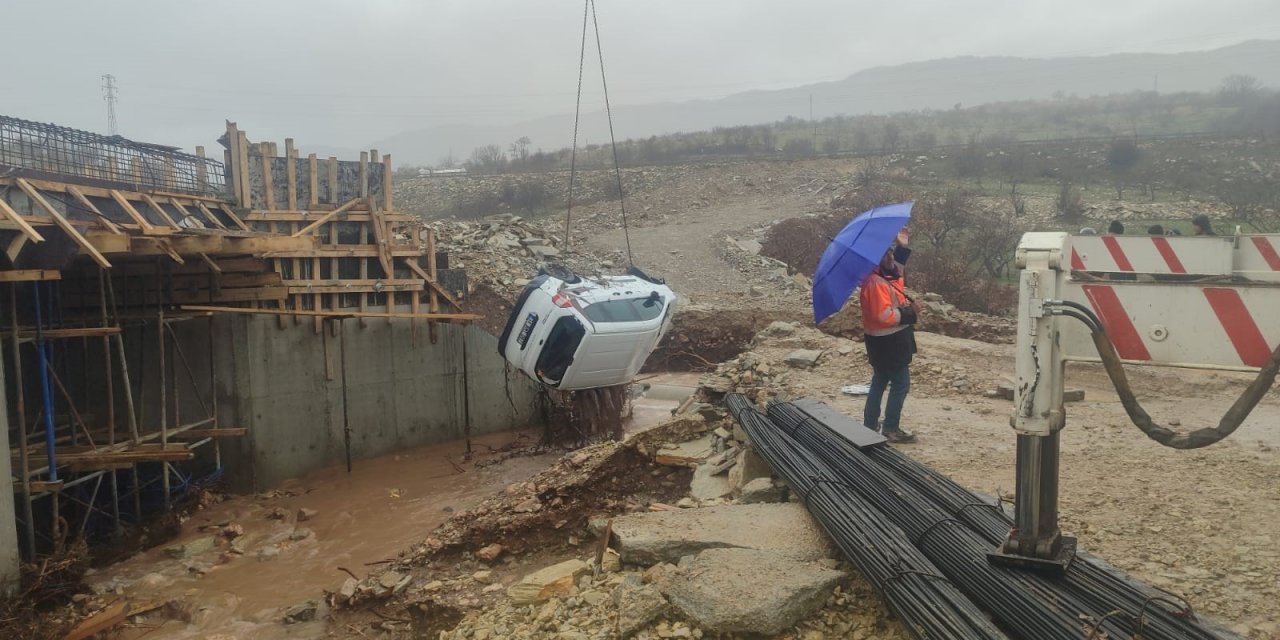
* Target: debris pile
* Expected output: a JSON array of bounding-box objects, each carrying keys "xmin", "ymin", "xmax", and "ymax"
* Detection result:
[{"xmin": 427, "ymin": 213, "xmax": 620, "ymax": 298}]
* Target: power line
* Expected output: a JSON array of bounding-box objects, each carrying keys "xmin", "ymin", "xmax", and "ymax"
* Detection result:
[{"xmin": 101, "ymin": 74, "xmax": 118, "ymax": 135}]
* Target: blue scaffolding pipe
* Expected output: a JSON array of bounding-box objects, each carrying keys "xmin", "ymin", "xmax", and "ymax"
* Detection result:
[{"xmin": 32, "ymin": 282, "xmax": 57, "ymax": 482}]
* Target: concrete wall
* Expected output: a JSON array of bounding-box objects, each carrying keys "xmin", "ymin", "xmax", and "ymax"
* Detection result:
[
  {"xmin": 0, "ymin": 341, "xmax": 21, "ymax": 595},
  {"xmin": 13, "ymin": 316, "xmax": 542, "ymax": 496},
  {"xmin": 215, "ymin": 318, "xmax": 542, "ymax": 490}
]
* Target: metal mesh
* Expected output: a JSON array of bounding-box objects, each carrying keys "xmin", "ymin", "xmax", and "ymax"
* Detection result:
[{"xmin": 0, "ymin": 115, "xmax": 225, "ymax": 196}]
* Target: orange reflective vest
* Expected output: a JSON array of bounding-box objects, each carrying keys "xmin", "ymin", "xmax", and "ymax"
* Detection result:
[{"xmin": 859, "ymin": 270, "xmax": 910, "ymax": 336}]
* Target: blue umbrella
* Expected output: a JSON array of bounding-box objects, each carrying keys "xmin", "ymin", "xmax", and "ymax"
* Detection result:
[{"xmin": 812, "ymin": 201, "xmax": 914, "ymax": 324}]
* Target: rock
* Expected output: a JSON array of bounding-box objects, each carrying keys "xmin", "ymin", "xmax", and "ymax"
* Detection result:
[
  {"xmin": 267, "ymin": 507, "xmax": 288, "ymax": 520},
  {"xmin": 513, "ymin": 496, "xmax": 543, "ymax": 513},
  {"xmin": 734, "ymin": 238, "xmax": 763, "ymax": 255},
  {"xmin": 476, "ymin": 543, "xmax": 505, "ymax": 562},
  {"xmin": 336, "ymin": 578, "xmax": 357, "ymax": 603},
  {"xmin": 138, "ymin": 573, "xmax": 171, "ymax": 589},
  {"xmin": 727, "ymin": 447, "xmax": 773, "ymax": 490},
  {"xmin": 472, "ymin": 570, "xmax": 494, "ymax": 584},
  {"xmin": 163, "ymin": 535, "xmax": 216, "ymax": 559},
  {"xmin": 784, "ymin": 349, "xmax": 824, "ymax": 369},
  {"xmin": 614, "ymin": 580, "xmax": 670, "ymax": 638},
  {"xmin": 379, "ymin": 571, "xmax": 403, "ymax": 589},
  {"xmin": 297, "ymin": 508, "xmax": 318, "ymax": 522},
  {"xmin": 601, "ymin": 548, "xmax": 622, "ymax": 573},
  {"xmin": 739, "ymin": 478, "xmax": 783, "ymax": 504},
  {"xmin": 257, "ymin": 545, "xmax": 280, "ymax": 561},
  {"xmin": 582, "ymin": 590, "xmax": 609, "ymax": 607},
  {"xmin": 289, "ymin": 527, "xmax": 314, "ymax": 541},
  {"xmin": 1063, "ymin": 388, "xmax": 1086, "ymax": 403},
  {"xmin": 283, "ymin": 600, "xmax": 319, "ymax": 624},
  {"xmin": 689, "ymin": 464, "xmax": 733, "ymax": 501},
  {"xmin": 529, "ymin": 245, "xmax": 560, "ymax": 259},
  {"xmin": 609, "ymin": 503, "xmax": 835, "ymax": 565},
  {"xmin": 507, "ymin": 559, "xmax": 590, "ymax": 604},
  {"xmin": 659, "ymin": 548, "xmax": 843, "ymax": 635},
  {"xmin": 221, "ymin": 523, "xmax": 244, "ymax": 539}
]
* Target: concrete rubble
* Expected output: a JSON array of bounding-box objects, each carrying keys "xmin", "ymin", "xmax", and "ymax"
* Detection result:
[
  {"xmin": 657, "ymin": 547, "xmax": 845, "ymax": 635},
  {"xmin": 602, "ymin": 503, "xmax": 836, "ymax": 565}
]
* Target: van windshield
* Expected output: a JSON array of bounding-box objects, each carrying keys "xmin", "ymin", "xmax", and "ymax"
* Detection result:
[{"xmin": 581, "ymin": 297, "xmax": 665, "ymax": 323}]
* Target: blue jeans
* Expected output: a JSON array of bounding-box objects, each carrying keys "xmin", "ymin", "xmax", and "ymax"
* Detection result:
[{"xmin": 864, "ymin": 364, "xmax": 911, "ymax": 433}]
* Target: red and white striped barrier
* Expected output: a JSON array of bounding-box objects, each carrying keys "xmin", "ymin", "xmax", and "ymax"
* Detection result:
[{"xmin": 1059, "ymin": 234, "xmax": 1280, "ymax": 370}]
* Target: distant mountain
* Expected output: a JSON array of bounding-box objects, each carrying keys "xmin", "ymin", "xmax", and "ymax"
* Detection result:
[{"xmin": 373, "ymin": 40, "xmax": 1280, "ymax": 166}]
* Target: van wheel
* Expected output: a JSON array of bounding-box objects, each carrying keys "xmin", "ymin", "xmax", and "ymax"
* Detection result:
[{"xmin": 539, "ymin": 262, "xmax": 581, "ymax": 284}]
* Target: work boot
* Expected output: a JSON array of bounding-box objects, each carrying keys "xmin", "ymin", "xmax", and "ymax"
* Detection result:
[{"xmin": 883, "ymin": 429, "xmax": 917, "ymax": 443}]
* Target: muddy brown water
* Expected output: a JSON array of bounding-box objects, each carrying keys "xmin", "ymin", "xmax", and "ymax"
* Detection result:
[
  {"xmin": 87, "ymin": 376, "xmax": 695, "ymax": 639},
  {"xmin": 88, "ymin": 430, "xmax": 556, "ymax": 639}
]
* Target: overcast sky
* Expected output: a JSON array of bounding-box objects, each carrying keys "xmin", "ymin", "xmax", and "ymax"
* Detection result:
[{"xmin": 2, "ymin": 0, "xmax": 1277, "ymax": 154}]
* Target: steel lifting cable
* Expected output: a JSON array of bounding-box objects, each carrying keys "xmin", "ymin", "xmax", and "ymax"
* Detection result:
[
  {"xmin": 1047, "ymin": 299, "xmax": 1280, "ymax": 449},
  {"xmin": 562, "ymin": 0, "xmax": 635, "ymax": 267},
  {"xmin": 562, "ymin": 0, "xmax": 590, "ymax": 253}
]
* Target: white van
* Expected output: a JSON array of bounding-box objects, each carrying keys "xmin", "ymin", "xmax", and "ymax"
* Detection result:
[{"xmin": 497, "ymin": 266, "xmax": 676, "ymax": 391}]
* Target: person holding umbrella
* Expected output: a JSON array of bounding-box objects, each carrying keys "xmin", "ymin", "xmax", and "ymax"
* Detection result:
[
  {"xmin": 859, "ymin": 229, "xmax": 919, "ymax": 442},
  {"xmin": 811, "ymin": 201, "xmax": 918, "ymax": 443}
]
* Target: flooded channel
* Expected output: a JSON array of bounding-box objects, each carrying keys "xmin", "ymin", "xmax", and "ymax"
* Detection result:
[{"xmin": 87, "ymin": 376, "xmax": 696, "ymax": 639}]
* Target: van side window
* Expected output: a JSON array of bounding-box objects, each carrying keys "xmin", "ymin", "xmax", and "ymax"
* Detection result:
[
  {"xmin": 581, "ymin": 297, "xmax": 665, "ymax": 323},
  {"xmin": 536, "ymin": 317, "xmax": 585, "ymax": 383}
]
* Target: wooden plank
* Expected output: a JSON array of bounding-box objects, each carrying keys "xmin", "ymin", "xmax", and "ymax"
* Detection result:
[
  {"xmin": 180, "ymin": 304, "xmax": 481, "ymax": 321},
  {"xmin": 170, "ymin": 428, "xmax": 247, "ymax": 439},
  {"xmin": 236, "ymin": 131, "xmax": 252, "ymax": 207},
  {"xmin": 403, "ymin": 258, "xmax": 463, "ymax": 310},
  {"xmin": 225, "ymin": 123, "xmax": 242, "ymax": 200},
  {"xmin": 383, "ymin": 153, "xmax": 393, "ymax": 211},
  {"xmin": 260, "ymin": 143, "xmax": 276, "ymax": 210},
  {"xmin": 0, "ymin": 269, "xmax": 60, "ymax": 282},
  {"xmin": 261, "ymin": 246, "xmax": 428, "ymax": 258},
  {"xmin": 15, "ymin": 179, "xmax": 111, "ymax": 268},
  {"xmin": 245, "ymin": 212, "xmax": 412, "ymax": 223},
  {"xmin": 367, "ymin": 199, "xmax": 394, "ymax": 279},
  {"xmin": 60, "ymin": 449, "xmax": 195, "ymax": 465},
  {"xmin": 218, "ymin": 203, "xmax": 253, "ymax": 232},
  {"xmin": 291, "ymin": 197, "xmax": 362, "ymax": 237},
  {"xmin": 286, "ymin": 282, "xmax": 423, "ymax": 295},
  {"xmin": 11, "ymin": 326, "xmax": 120, "ymax": 340},
  {"xmin": 285, "ymin": 139, "xmax": 298, "ymax": 210},
  {"xmin": 327, "ymin": 157, "xmax": 339, "ymax": 204},
  {"xmin": 5, "ymin": 235, "xmax": 29, "ymax": 263},
  {"xmin": 65, "ymin": 185, "xmax": 123, "ymax": 234},
  {"xmin": 65, "ymin": 600, "xmax": 129, "ymax": 640},
  {"xmin": 108, "ymin": 189, "xmax": 159, "ymax": 233},
  {"xmin": 359, "ymin": 151, "xmax": 369, "ymax": 198},
  {"xmin": 198, "ymin": 253, "xmax": 223, "ymax": 273},
  {"xmin": 224, "ymin": 235, "xmax": 317, "ymax": 254},
  {"xmin": 196, "ymin": 145, "xmax": 210, "ymax": 191},
  {"xmin": 130, "ymin": 235, "xmax": 223, "ymax": 256},
  {"xmin": 140, "ymin": 193, "xmax": 183, "ymax": 229},
  {"xmin": 308, "ymin": 153, "xmax": 319, "ymax": 207},
  {"xmin": 190, "ymin": 202, "xmax": 226, "ymax": 230},
  {"xmin": 0, "ymin": 195, "xmax": 47, "ymax": 243},
  {"xmin": 84, "ymin": 231, "xmax": 131, "ymax": 255}
]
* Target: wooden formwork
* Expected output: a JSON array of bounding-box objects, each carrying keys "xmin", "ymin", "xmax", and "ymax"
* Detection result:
[{"xmin": 222, "ymin": 123, "xmax": 462, "ymax": 338}]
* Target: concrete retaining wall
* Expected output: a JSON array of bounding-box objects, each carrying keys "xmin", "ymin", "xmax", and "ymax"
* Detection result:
[{"xmin": 214, "ymin": 318, "xmax": 541, "ymax": 490}]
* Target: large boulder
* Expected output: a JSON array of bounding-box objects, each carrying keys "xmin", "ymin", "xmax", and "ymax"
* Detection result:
[
  {"xmin": 606, "ymin": 503, "xmax": 835, "ymax": 565},
  {"xmin": 658, "ymin": 548, "xmax": 844, "ymax": 635}
]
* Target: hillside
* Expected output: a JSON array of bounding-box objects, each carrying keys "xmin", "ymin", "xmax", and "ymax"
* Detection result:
[{"xmin": 375, "ymin": 40, "xmax": 1280, "ymax": 165}]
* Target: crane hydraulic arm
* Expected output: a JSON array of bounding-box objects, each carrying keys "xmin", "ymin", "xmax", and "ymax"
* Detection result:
[{"xmin": 992, "ymin": 231, "xmax": 1280, "ymax": 572}]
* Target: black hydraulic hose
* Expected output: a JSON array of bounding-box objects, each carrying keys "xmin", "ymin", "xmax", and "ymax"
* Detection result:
[
  {"xmin": 727, "ymin": 395, "xmax": 1009, "ymax": 640},
  {"xmin": 1047, "ymin": 301, "xmax": 1280, "ymax": 449}
]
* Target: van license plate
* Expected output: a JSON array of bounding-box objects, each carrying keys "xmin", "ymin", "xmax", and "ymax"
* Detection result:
[{"xmin": 516, "ymin": 313, "xmax": 538, "ymax": 349}]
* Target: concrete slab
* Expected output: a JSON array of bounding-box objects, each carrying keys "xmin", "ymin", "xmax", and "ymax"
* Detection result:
[
  {"xmin": 607, "ymin": 503, "xmax": 836, "ymax": 565},
  {"xmin": 658, "ymin": 547, "xmax": 843, "ymax": 635}
]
